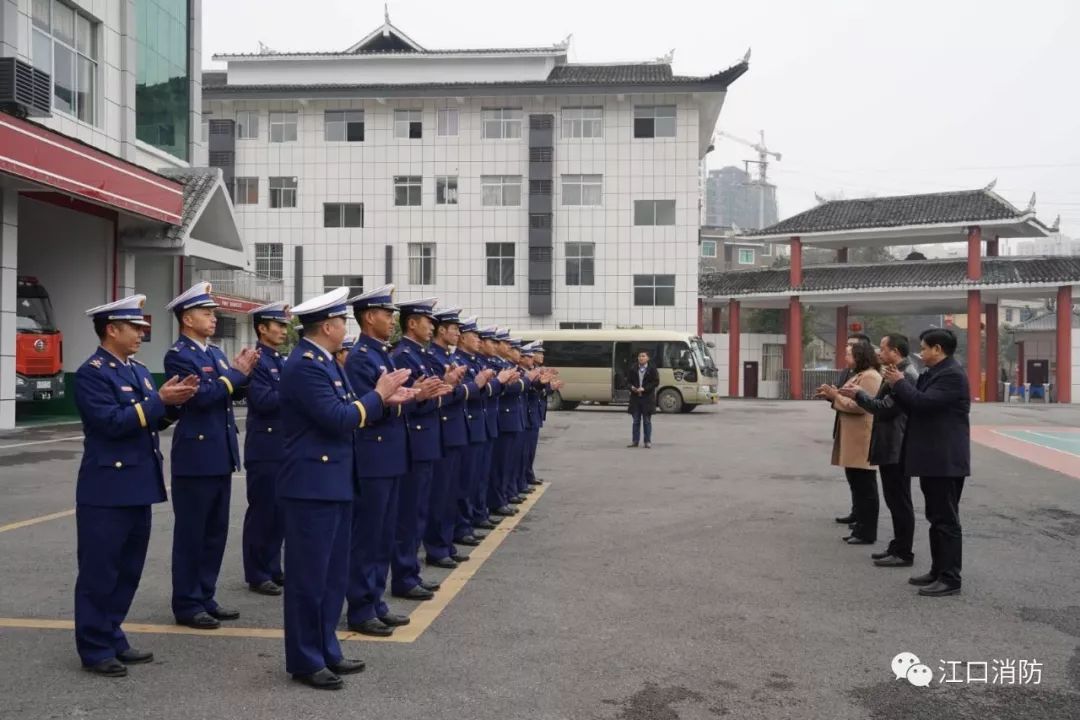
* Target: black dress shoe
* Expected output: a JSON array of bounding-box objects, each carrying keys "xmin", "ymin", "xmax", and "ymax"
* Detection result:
[
  {"xmin": 487, "ymin": 515, "xmax": 504, "ymax": 525},
  {"xmin": 455, "ymin": 535, "xmax": 482, "ymax": 547},
  {"xmin": 521, "ymin": 487, "xmax": 535, "ymax": 495},
  {"xmin": 176, "ymin": 612, "xmax": 220, "ymax": 630},
  {"xmin": 918, "ymin": 580, "xmax": 961, "ymax": 597},
  {"xmin": 908, "ymin": 572, "xmax": 937, "ymax": 586},
  {"xmin": 870, "ymin": 550, "xmax": 892, "ymax": 560},
  {"xmin": 293, "ymin": 668, "xmax": 343, "ymax": 690},
  {"xmin": 874, "ymin": 555, "xmax": 914, "ymax": 568},
  {"xmin": 392, "ymin": 585, "xmax": 434, "ymax": 601},
  {"xmin": 473, "ymin": 520, "xmax": 497, "ymax": 530},
  {"xmin": 249, "ymin": 580, "xmax": 283, "ymax": 596},
  {"xmin": 843, "ymin": 536, "xmax": 874, "ymax": 545},
  {"xmin": 528, "ymin": 479, "xmax": 544, "ymax": 486},
  {"xmin": 834, "ymin": 514, "xmax": 855, "ymax": 524},
  {"xmin": 208, "ymin": 607, "xmax": 240, "ymax": 621},
  {"xmin": 348, "ymin": 619, "xmax": 393, "ymax": 637},
  {"xmin": 116, "ymin": 648, "xmax": 153, "ymax": 665},
  {"xmin": 450, "ymin": 553, "xmax": 470, "ymax": 563},
  {"xmin": 425, "ymin": 556, "xmax": 458, "ymax": 569},
  {"xmin": 378, "ymin": 613, "xmax": 411, "ymax": 628},
  {"xmin": 272, "ymin": 574, "xmax": 286, "ymax": 586},
  {"xmin": 627, "ymin": 443, "xmax": 639, "ymax": 448},
  {"xmin": 644, "ymin": 442, "xmax": 651, "ymax": 449},
  {"xmin": 492, "ymin": 506, "xmax": 516, "ymax": 517},
  {"xmin": 328, "ymin": 659, "xmax": 366, "ymax": 675},
  {"xmin": 85, "ymin": 658, "xmax": 127, "ymax": 677},
  {"xmin": 508, "ymin": 496, "xmax": 525, "ymax": 505},
  {"xmin": 420, "ymin": 579, "xmax": 441, "ymax": 592}
]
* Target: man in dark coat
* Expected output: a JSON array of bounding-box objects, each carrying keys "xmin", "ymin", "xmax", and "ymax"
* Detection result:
[
  {"xmin": 626, "ymin": 350, "xmax": 659, "ymax": 448},
  {"xmin": 840, "ymin": 333, "xmax": 919, "ymax": 568},
  {"xmin": 883, "ymin": 328, "xmax": 970, "ymax": 598}
]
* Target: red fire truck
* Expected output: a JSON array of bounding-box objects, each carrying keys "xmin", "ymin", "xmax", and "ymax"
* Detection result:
[{"xmin": 15, "ymin": 276, "xmax": 65, "ymax": 402}]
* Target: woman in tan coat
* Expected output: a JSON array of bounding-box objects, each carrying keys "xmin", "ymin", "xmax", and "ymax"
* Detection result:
[{"xmin": 818, "ymin": 342, "xmax": 882, "ymax": 545}]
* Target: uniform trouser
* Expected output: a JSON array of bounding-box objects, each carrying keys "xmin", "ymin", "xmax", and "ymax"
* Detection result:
[
  {"xmin": 346, "ymin": 475, "xmax": 399, "ymax": 624},
  {"xmin": 880, "ymin": 463, "xmax": 915, "ymax": 561},
  {"xmin": 844, "ymin": 467, "xmax": 879, "ymax": 542},
  {"xmin": 390, "ymin": 462, "xmax": 434, "ymax": 595},
  {"xmin": 424, "ymin": 446, "xmax": 465, "ymax": 561},
  {"xmin": 490, "ymin": 432, "xmax": 518, "ymax": 510},
  {"xmin": 242, "ymin": 462, "xmax": 284, "ymax": 585},
  {"xmin": 456, "ymin": 444, "xmax": 483, "ymax": 538},
  {"xmin": 920, "ymin": 476, "xmax": 965, "ymax": 587},
  {"xmin": 506, "ymin": 430, "xmax": 527, "ymax": 500},
  {"xmin": 281, "ymin": 498, "xmax": 349, "ymax": 676},
  {"xmin": 74, "ymin": 504, "xmax": 151, "ymax": 665},
  {"xmin": 171, "ymin": 475, "xmax": 231, "ymax": 620},
  {"xmin": 472, "ymin": 439, "xmax": 496, "ymax": 523},
  {"xmin": 524, "ymin": 425, "xmax": 540, "ymax": 486}
]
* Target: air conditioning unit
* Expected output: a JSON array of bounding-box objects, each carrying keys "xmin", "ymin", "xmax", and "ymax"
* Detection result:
[{"xmin": 0, "ymin": 57, "xmax": 51, "ymax": 118}]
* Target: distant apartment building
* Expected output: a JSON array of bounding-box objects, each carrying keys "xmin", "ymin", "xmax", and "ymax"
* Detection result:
[
  {"xmin": 704, "ymin": 165, "xmax": 777, "ymax": 231},
  {"xmin": 698, "ymin": 225, "xmax": 772, "ymax": 273}
]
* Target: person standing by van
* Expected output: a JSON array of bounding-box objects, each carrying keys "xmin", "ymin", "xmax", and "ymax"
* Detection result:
[{"xmin": 626, "ymin": 351, "xmax": 659, "ymax": 448}]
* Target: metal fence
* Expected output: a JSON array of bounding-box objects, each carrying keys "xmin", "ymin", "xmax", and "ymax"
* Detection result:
[
  {"xmin": 778, "ymin": 369, "xmax": 846, "ymax": 400},
  {"xmin": 192, "ymin": 268, "xmax": 284, "ymax": 302}
]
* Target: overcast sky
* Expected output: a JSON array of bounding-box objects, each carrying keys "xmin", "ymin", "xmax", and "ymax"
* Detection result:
[{"xmin": 203, "ymin": 0, "xmax": 1079, "ymax": 236}]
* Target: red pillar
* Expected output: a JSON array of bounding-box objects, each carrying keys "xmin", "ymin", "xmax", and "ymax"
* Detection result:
[
  {"xmin": 836, "ymin": 247, "xmax": 848, "ymax": 263},
  {"xmin": 835, "ymin": 306, "xmax": 848, "ymax": 369},
  {"xmin": 1056, "ymin": 285, "xmax": 1072, "ymax": 404},
  {"xmin": 788, "ymin": 296, "xmax": 804, "ymax": 400},
  {"xmin": 1017, "ymin": 342, "xmax": 1025, "ymax": 386},
  {"xmin": 697, "ymin": 298, "xmax": 704, "ymax": 337},
  {"xmin": 790, "ymin": 237, "xmax": 803, "ymax": 286},
  {"xmin": 967, "ymin": 226, "xmax": 982, "ymax": 280},
  {"xmin": 985, "ymin": 302, "xmax": 999, "ymax": 401},
  {"xmin": 728, "ymin": 300, "xmax": 740, "ymax": 398},
  {"xmin": 967, "ymin": 290, "xmax": 982, "ymax": 401},
  {"xmin": 711, "ymin": 306, "xmax": 723, "ymax": 333}
]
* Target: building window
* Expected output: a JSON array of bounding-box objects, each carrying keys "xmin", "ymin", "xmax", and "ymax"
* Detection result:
[
  {"xmin": 394, "ymin": 176, "xmax": 422, "ymax": 206},
  {"xmin": 481, "ymin": 108, "xmax": 523, "ymax": 139},
  {"xmin": 633, "ymin": 274, "xmax": 676, "ymax": 306},
  {"xmin": 481, "ymin": 176, "xmax": 522, "ymax": 207},
  {"xmin": 486, "ymin": 243, "xmax": 515, "ymax": 286},
  {"xmin": 738, "ymin": 248, "xmax": 756, "ymax": 265},
  {"xmin": 408, "ymin": 243, "xmax": 436, "ymax": 285},
  {"xmin": 394, "ymin": 109, "xmax": 423, "ymax": 139},
  {"xmin": 633, "ymin": 105, "xmax": 677, "ymax": 138},
  {"xmin": 255, "ymin": 243, "xmax": 283, "ymax": 280},
  {"xmin": 269, "ymin": 111, "xmax": 298, "ymax": 143},
  {"xmin": 634, "ymin": 200, "xmax": 676, "ymax": 226},
  {"xmin": 436, "ymin": 176, "xmax": 458, "ymax": 205},
  {"xmin": 436, "ymin": 108, "xmax": 458, "ymax": 136},
  {"xmin": 565, "ymin": 242, "xmax": 595, "ymax": 286},
  {"xmin": 232, "ymin": 177, "xmax": 258, "ymax": 205},
  {"xmin": 561, "ymin": 107, "xmax": 603, "ymax": 138},
  {"xmin": 325, "ymin": 110, "xmax": 364, "ymax": 142},
  {"xmin": 762, "ymin": 243, "xmax": 773, "ymax": 256},
  {"xmin": 235, "ymin": 110, "xmax": 259, "ymax": 139},
  {"xmin": 133, "ymin": 0, "xmax": 190, "ymax": 157},
  {"xmin": 33, "ymin": 0, "xmax": 99, "ymax": 125},
  {"xmin": 700, "ymin": 240, "xmax": 718, "ymax": 258},
  {"xmin": 559, "ymin": 322, "xmax": 602, "ymax": 330},
  {"xmin": 324, "ymin": 275, "xmax": 363, "ymax": 296},
  {"xmin": 324, "ymin": 203, "xmax": 364, "ymax": 228},
  {"xmin": 561, "ymin": 175, "xmax": 602, "ymax": 206},
  {"xmin": 762, "ymin": 343, "xmax": 784, "ymax": 381},
  {"xmin": 268, "ymin": 177, "xmax": 297, "ymax": 208}
]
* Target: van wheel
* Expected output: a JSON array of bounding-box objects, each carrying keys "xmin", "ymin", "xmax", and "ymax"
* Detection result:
[
  {"xmin": 679, "ymin": 404, "xmax": 696, "ymax": 413},
  {"xmin": 547, "ymin": 392, "xmax": 579, "ymax": 411},
  {"xmin": 657, "ymin": 388, "xmax": 684, "ymax": 413}
]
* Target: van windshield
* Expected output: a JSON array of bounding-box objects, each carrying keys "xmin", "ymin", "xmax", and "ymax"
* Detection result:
[{"xmin": 691, "ymin": 337, "xmax": 717, "ymax": 377}]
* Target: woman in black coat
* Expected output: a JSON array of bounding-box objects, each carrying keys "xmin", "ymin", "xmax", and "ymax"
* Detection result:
[{"xmin": 626, "ymin": 351, "xmax": 660, "ymax": 448}]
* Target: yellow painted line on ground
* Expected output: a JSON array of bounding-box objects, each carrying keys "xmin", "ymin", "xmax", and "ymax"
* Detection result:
[
  {"xmin": 0, "ymin": 482, "xmax": 549, "ymax": 644},
  {"xmin": 355, "ymin": 482, "xmax": 550, "ymax": 643},
  {"xmin": 0, "ymin": 509, "xmax": 76, "ymax": 534}
]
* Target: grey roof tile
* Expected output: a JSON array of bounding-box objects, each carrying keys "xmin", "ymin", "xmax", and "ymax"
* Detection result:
[
  {"xmin": 547, "ymin": 63, "xmax": 673, "ymax": 83},
  {"xmin": 754, "ymin": 189, "xmax": 1025, "ymax": 237},
  {"xmin": 701, "ymin": 257, "xmax": 1080, "ymax": 297},
  {"xmin": 153, "ymin": 167, "xmax": 223, "ymax": 243}
]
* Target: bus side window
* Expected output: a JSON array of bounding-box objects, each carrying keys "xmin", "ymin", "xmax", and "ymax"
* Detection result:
[{"xmin": 658, "ymin": 342, "xmax": 690, "ymax": 369}]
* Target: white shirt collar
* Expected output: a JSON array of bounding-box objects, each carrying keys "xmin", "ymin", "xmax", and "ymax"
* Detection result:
[
  {"xmin": 98, "ymin": 346, "xmax": 131, "ymax": 367},
  {"xmin": 303, "ymin": 337, "xmax": 335, "ymax": 362},
  {"xmin": 181, "ymin": 333, "xmax": 208, "ymax": 351}
]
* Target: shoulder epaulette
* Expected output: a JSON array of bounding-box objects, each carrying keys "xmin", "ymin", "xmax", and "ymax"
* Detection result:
[
  {"xmin": 167, "ymin": 344, "xmax": 182, "ymax": 353},
  {"xmin": 131, "ymin": 358, "xmax": 146, "ymax": 367},
  {"xmin": 360, "ymin": 346, "xmax": 368, "ymax": 353},
  {"xmin": 303, "ymin": 351, "xmax": 315, "ymax": 360},
  {"xmin": 88, "ymin": 357, "xmax": 103, "ymax": 369}
]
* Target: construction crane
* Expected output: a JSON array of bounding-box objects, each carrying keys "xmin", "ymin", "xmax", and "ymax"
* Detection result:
[{"xmin": 715, "ymin": 129, "xmax": 783, "ymax": 230}]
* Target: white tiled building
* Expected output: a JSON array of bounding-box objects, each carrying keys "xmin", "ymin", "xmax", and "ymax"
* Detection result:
[{"xmin": 203, "ymin": 17, "xmax": 746, "ymax": 332}]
